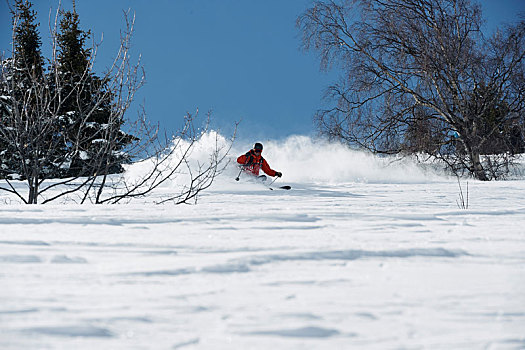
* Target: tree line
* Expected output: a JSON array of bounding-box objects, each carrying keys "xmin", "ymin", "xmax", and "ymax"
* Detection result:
[
  {"xmin": 0, "ymin": 0, "xmax": 230, "ymax": 204},
  {"xmin": 299, "ymin": 0, "xmax": 525, "ymax": 180}
]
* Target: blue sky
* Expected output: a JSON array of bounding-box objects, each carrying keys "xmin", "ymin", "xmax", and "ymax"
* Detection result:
[{"xmin": 1, "ymin": 0, "xmax": 524, "ymax": 142}]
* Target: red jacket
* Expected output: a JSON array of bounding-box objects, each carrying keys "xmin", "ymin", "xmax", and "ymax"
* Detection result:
[{"xmin": 237, "ymin": 150, "xmax": 277, "ymax": 176}]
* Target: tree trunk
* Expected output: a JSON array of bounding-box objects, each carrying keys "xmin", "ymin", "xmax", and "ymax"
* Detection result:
[
  {"xmin": 469, "ymin": 151, "xmax": 489, "ymax": 181},
  {"xmin": 458, "ymin": 131, "xmax": 489, "ymax": 181},
  {"xmin": 28, "ymin": 181, "xmax": 37, "ymax": 204},
  {"xmin": 28, "ymin": 168, "xmax": 39, "ymax": 204},
  {"xmin": 28, "ymin": 183, "xmax": 35, "ymax": 204}
]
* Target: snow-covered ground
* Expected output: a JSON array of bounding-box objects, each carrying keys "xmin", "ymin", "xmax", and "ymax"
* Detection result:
[{"xmin": 1, "ymin": 135, "xmax": 524, "ymax": 349}]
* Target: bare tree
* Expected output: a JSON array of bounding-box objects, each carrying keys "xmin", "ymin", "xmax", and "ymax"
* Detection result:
[
  {"xmin": 298, "ymin": 0, "xmax": 525, "ymax": 180},
  {"xmin": 83, "ymin": 109, "xmax": 234, "ymax": 205},
  {"xmin": 0, "ymin": 3, "xmax": 232, "ymax": 204}
]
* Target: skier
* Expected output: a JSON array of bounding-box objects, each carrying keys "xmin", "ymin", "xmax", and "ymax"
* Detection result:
[{"xmin": 237, "ymin": 142, "xmax": 282, "ymax": 181}]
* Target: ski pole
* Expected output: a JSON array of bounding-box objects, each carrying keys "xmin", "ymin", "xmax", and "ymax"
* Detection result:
[
  {"xmin": 235, "ymin": 167, "xmax": 243, "ymax": 181},
  {"xmin": 268, "ymin": 176, "xmax": 278, "ymax": 187}
]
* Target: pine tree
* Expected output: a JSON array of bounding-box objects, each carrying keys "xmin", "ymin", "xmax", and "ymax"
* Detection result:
[
  {"xmin": 0, "ymin": 0, "xmax": 46, "ymax": 180},
  {"xmin": 53, "ymin": 8, "xmax": 134, "ymax": 177},
  {"xmin": 12, "ymin": 0, "xmax": 43, "ymax": 79}
]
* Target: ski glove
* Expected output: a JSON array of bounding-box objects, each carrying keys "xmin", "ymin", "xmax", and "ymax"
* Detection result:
[{"xmin": 275, "ymin": 171, "xmax": 282, "ymax": 177}]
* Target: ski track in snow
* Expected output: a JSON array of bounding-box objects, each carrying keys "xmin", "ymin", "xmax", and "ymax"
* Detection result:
[{"xmin": 1, "ymin": 134, "xmax": 525, "ymax": 349}]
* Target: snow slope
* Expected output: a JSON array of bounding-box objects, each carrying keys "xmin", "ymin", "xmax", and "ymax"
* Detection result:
[{"xmin": 1, "ymin": 134, "xmax": 524, "ymax": 349}]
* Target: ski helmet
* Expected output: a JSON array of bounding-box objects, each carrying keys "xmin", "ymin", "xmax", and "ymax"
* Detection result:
[{"xmin": 254, "ymin": 142, "xmax": 263, "ymax": 151}]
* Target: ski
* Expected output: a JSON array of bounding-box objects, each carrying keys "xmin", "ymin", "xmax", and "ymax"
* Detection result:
[{"xmin": 269, "ymin": 185, "xmax": 291, "ymax": 191}]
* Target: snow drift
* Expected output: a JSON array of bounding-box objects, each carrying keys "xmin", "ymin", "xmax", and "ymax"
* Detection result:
[
  {"xmin": 236, "ymin": 135, "xmax": 449, "ymax": 184},
  {"xmin": 150, "ymin": 132, "xmax": 449, "ymax": 187},
  {"xmin": 144, "ymin": 132, "xmax": 525, "ymax": 187}
]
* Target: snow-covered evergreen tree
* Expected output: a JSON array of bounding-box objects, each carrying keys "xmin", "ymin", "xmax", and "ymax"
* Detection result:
[
  {"xmin": 0, "ymin": 0, "xmax": 47, "ymax": 181},
  {"xmin": 1, "ymin": 2, "xmax": 135, "ymax": 184},
  {"xmin": 52, "ymin": 8, "xmax": 135, "ymax": 177},
  {"xmin": 0, "ymin": 1, "xmax": 138, "ymax": 203}
]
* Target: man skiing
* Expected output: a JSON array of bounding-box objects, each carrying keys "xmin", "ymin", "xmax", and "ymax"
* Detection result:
[{"xmin": 237, "ymin": 142, "xmax": 282, "ymax": 180}]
